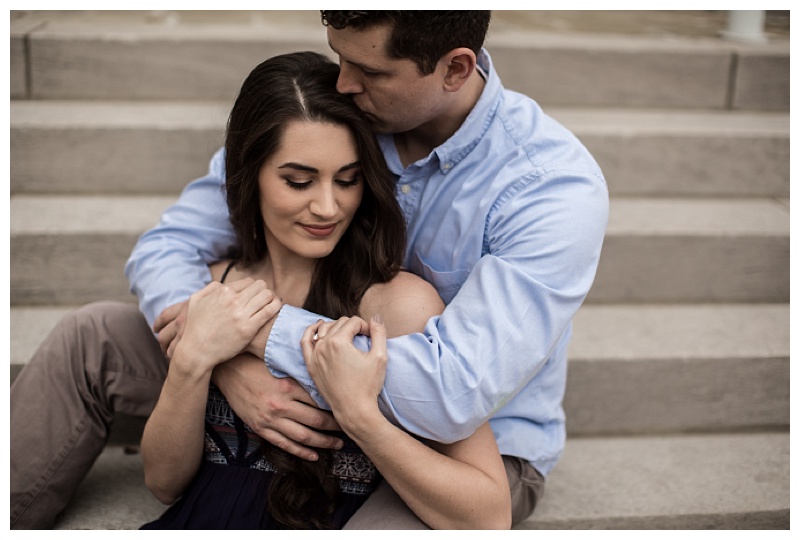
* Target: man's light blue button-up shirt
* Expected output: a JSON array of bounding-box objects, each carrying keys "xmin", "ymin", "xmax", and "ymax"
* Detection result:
[{"xmin": 126, "ymin": 50, "xmax": 608, "ymax": 476}]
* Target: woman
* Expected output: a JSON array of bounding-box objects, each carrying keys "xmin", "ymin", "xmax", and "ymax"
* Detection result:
[{"xmin": 140, "ymin": 51, "xmax": 511, "ymax": 530}]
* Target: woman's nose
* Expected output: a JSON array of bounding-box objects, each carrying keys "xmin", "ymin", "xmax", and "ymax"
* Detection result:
[{"xmin": 310, "ymin": 186, "xmax": 337, "ymax": 218}]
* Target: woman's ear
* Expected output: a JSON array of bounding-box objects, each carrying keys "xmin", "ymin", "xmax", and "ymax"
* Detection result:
[{"xmin": 441, "ymin": 48, "xmax": 478, "ymax": 92}]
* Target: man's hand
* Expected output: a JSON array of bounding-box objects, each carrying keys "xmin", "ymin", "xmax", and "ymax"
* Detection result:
[
  {"xmin": 212, "ymin": 354, "xmax": 343, "ymax": 461},
  {"xmin": 154, "ymin": 300, "xmax": 189, "ymax": 358}
]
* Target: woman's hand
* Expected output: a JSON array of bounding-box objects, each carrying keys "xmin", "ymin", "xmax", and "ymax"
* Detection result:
[
  {"xmin": 300, "ymin": 315, "xmax": 386, "ymax": 431},
  {"xmin": 176, "ymin": 278, "xmax": 282, "ymax": 372}
]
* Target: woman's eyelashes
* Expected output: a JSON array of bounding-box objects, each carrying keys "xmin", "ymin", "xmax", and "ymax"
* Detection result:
[
  {"xmin": 282, "ymin": 175, "xmax": 362, "ymax": 191},
  {"xmin": 283, "ymin": 177, "xmax": 312, "ymax": 190},
  {"xmin": 335, "ymin": 176, "xmax": 362, "ymax": 188}
]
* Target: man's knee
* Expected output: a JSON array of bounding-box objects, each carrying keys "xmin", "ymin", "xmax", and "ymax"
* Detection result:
[
  {"xmin": 503, "ymin": 455, "xmax": 545, "ymax": 526},
  {"xmin": 72, "ymin": 301, "xmax": 148, "ymax": 337},
  {"xmin": 26, "ymin": 301, "xmax": 159, "ymax": 381}
]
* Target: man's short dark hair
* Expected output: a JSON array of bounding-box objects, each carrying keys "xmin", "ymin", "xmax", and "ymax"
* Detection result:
[{"xmin": 320, "ymin": 11, "xmax": 491, "ymax": 75}]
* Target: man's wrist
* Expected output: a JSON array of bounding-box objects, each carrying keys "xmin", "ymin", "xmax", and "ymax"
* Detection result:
[{"xmin": 247, "ymin": 311, "xmax": 277, "ymax": 359}]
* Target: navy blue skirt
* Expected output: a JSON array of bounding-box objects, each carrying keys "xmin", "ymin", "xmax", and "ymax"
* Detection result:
[{"xmin": 141, "ymin": 459, "xmax": 371, "ymax": 529}]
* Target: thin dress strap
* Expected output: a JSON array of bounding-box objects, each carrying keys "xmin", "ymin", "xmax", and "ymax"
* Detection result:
[{"xmin": 219, "ymin": 260, "xmax": 237, "ymax": 284}]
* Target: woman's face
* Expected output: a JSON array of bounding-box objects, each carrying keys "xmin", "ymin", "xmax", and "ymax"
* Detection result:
[{"xmin": 258, "ymin": 119, "xmax": 364, "ymax": 263}]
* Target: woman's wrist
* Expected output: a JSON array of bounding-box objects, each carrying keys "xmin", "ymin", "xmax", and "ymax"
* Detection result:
[
  {"xmin": 335, "ymin": 400, "xmax": 385, "ymax": 440},
  {"xmin": 169, "ymin": 344, "xmax": 217, "ymax": 383}
]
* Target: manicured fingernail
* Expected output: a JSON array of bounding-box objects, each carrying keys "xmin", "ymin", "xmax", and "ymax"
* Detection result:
[
  {"xmin": 308, "ymin": 452, "xmax": 318, "ymax": 461},
  {"xmin": 372, "ymin": 314, "xmax": 383, "ymax": 324}
]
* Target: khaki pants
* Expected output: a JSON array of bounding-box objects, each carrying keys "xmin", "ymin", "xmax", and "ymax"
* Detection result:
[
  {"xmin": 10, "ymin": 302, "xmax": 544, "ymax": 530},
  {"xmin": 344, "ymin": 455, "xmax": 545, "ymax": 529}
]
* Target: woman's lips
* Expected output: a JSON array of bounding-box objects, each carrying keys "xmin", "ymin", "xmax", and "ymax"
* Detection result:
[{"xmin": 301, "ymin": 224, "xmax": 337, "ymax": 238}]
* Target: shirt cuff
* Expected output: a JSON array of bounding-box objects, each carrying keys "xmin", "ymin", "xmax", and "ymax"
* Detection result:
[
  {"xmin": 264, "ymin": 305, "xmax": 373, "ymax": 410},
  {"xmin": 264, "ymin": 305, "xmax": 331, "ymax": 409}
]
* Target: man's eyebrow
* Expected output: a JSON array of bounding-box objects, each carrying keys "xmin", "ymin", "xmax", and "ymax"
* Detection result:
[
  {"xmin": 278, "ymin": 161, "xmax": 361, "ymax": 173},
  {"xmin": 328, "ymin": 41, "xmax": 384, "ymax": 73}
]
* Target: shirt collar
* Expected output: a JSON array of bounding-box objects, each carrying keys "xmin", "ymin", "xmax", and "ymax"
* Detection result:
[
  {"xmin": 378, "ymin": 48, "xmax": 503, "ymax": 176},
  {"xmin": 433, "ymin": 48, "xmax": 502, "ymax": 174}
]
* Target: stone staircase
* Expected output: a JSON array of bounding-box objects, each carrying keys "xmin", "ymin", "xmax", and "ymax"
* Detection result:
[{"xmin": 9, "ymin": 10, "xmax": 790, "ymax": 530}]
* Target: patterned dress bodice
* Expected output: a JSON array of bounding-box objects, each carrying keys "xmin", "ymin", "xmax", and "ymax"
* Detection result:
[{"xmin": 203, "ymin": 384, "xmax": 379, "ymax": 496}]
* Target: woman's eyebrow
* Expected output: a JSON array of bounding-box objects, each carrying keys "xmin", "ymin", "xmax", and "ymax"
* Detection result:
[
  {"xmin": 278, "ymin": 162, "xmax": 318, "ymax": 173},
  {"xmin": 277, "ymin": 161, "xmax": 361, "ymax": 173},
  {"xmin": 338, "ymin": 161, "xmax": 361, "ymax": 173}
]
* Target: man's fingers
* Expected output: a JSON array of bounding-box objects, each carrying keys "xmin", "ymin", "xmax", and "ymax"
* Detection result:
[
  {"xmin": 287, "ymin": 401, "xmax": 341, "ymax": 433},
  {"xmin": 280, "ymin": 416, "xmax": 343, "ymax": 449},
  {"xmin": 166, "ymin": 334, "xmax": 179, "ymax": 359},
  {"xmin": 259, "ymin": 429, "xmax": 320, "ymax": 462},
  {"xmin": 256, "ymin": 418, "xmax": 343, "ymax": 462},
  {"xmin": 154, "ymin": 301, "xmax": 185, "ymax": 333},
  {"xmin": 157, "ymin": 320, "xmax": 179, "ymax": 356}
]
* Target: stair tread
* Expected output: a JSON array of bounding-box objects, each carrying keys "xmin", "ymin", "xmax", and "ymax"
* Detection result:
[
  {"xmin": 11, "ymin": 303, "xmax": 788, "ymax": 368},
  {"xmin": 11, "ymin": 100, "xmax": 790, "ymax": 133},
  {"xmin": 523, "ymin": 431, "xmax": 789, "ymax": 528},
  {"xmin": 18, "ymin": 13, "xmax": 788, "ymax": 53},
  {"xmin": 570, "ymin": 303, "xmax": 788, "ymax": 361},
  {"xmin": 51, "ymin": 432, "xmax": 790, "ymax": 529},
  {"xmin": 11, "ymin": 100, "xmax": 230, "ymax": 129},
  {"xmin": 607, "ymin": 197, "xmax": 789, "ymax": 236},
  {"xmin": 10, "ymin": 195, "xmax": 176, "ymax": 234},
  {"xmin": 10, "ymin": 194, "xmax": 790, "ymax": 236}
]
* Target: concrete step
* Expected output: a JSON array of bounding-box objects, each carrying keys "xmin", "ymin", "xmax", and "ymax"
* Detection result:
[
  {"xmin": 11, "ymin": 303, "xmax": 789, "ymax": 438},
  {"xmin": 10, "ymin": 101, "xmax": 789, "ymax": 198},
  {"xmin": 10, "ymin": 11, "xmax": 789, "ymax": 110},
  {"xmin": 590, "ymin": 196, "xmax": 788, "ymax": 303},
  {"xmin": 51, "ymin": 431, "xmax": 790, "ymax": 529},
  {"xmin": 10, "ymin": 195, "xmax": 789, "ymax": 306},
  {"xmin": 566, "ymin": 303, "xmax": 788, "ymax": 435},
  {"xmin": 521, "ymin": 431, "xmax": 789, "ymax": 529},
  {"xmin": 10, "ymin": 195, "xmax": 175, "ymax": 305},
  {"xmin": 10, "ymin": 101, "xmax": 228, "ymax": 195}
]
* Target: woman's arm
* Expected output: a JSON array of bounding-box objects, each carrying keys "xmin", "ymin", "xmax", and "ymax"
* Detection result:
[
  {"xmin": 141, "ymin": 350, "xmax": 212, "ymax": 505},
  {"xmin": 141, "ymin": 278, "xmax": 279, "ymax": 504},
  {"xmin": 345, "ymin": 408, "xmax": 511, "ymax": 530},
  {"xmin": 302, "ymin": 273, "xmax": 512, "ymax": 529}
]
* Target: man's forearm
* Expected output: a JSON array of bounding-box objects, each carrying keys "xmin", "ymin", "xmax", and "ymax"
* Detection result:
[{"xmin": 125, "ymin": 148, "xmax": 236, "ymax": 328}]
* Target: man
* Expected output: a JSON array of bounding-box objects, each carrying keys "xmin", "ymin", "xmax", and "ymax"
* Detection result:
[{"xmin": 11, "ymin": 11, "xmax": 607, "ymax": 529}]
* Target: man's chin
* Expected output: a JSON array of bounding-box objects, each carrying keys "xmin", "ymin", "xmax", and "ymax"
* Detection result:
[{"xmin": 366, "ymin": 117, "xmax": 392, "ymax": 134}]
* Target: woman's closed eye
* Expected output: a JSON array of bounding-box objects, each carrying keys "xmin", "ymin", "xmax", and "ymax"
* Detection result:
[
  {"xmin": 283, "ymin": 177, "xmax": 313, "ymax": 190},
  {"xmin": 335, "ymin": 176, "xmax": 362, "ymax": 188}
]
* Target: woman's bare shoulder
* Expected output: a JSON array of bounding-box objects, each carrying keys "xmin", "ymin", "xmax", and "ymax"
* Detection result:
[
  {"xmin": 360, "ymin": 271, "xmax": 445, "ymax": 338},
  {"xmin": 208, "ymin": 260, "xmax": 234, "ymax": 282}
]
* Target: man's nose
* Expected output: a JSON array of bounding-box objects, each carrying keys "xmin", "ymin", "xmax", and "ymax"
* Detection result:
[{"xmin": 336, "ymin": 63, "xmax": 363, "ymax": 95}]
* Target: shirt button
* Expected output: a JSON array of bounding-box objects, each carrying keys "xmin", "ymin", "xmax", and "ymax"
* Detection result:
[
  {"xmin": 443, "ymin": 162, "xmax": 453, "ymax": 170},
  {"xmin": 401, "ymin": 185, "xmax": 411, "ymax": 194}
]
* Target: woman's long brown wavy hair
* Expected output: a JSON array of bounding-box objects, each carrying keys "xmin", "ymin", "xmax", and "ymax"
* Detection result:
[{"xmin": 223, "ymin": 51, "xmax": 406, "ymax": 528}]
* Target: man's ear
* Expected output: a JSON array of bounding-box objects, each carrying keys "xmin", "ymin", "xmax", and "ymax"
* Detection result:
[{"xmin": 441, "ymin": 48, "xmax": 477, "ymax": 92}]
